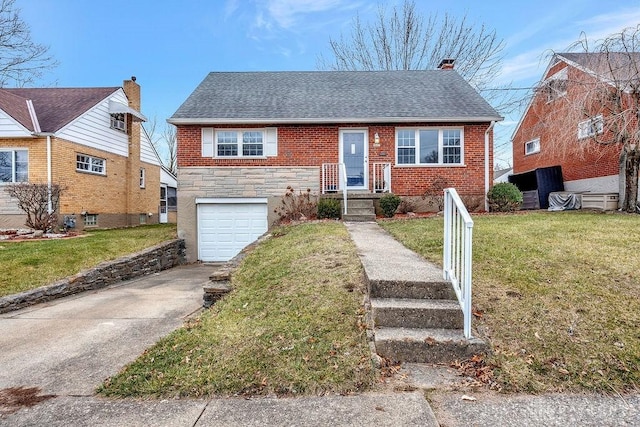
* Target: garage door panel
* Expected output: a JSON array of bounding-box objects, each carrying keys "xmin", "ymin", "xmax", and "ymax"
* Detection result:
[{"xmin": 197, "ymin": 202, "xmax": 268, "ymax": 262}]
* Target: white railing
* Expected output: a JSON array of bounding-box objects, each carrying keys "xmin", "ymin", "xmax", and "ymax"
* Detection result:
[
  {"xmin": 443, "ymin": 187, "xmax": 474, "ymax": 339},
  {"xmin": 373, "ymin": 162, "xmax": 391, "ymax": 193},
  {"xmin": 321, "ymin": 163, "xmax": 348, "ymax": 215}
]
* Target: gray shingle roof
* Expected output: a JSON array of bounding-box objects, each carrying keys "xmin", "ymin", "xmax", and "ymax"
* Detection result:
[
  {"xmin": 169, "ymin": 70, "xmax": 502, "ymax": 124},
  {"xmin": 558, "ymin": 52, "xmax": 640, "ymax": 83}
]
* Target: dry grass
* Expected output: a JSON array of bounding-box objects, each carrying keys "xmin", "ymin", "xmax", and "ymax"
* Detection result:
[
  {"xmin": 99, "ymin": 222, "xmax": 375, "ymax": 398},
  {"xmin": 0, "ymin": 224, "xmax": 177, "ymax": 297},
  {"xmin": 380, "ymin": 211, "xmax": 640, "ymax": 394}
]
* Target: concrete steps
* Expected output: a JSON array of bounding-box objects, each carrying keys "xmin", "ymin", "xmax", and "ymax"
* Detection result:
[
  {"xmin": 343, "ymin": 199, "xmax": 376, "ymax": 222},
  {"xmin": 370, "ymin": 279, "xmax": 487, "ymax": 364}
]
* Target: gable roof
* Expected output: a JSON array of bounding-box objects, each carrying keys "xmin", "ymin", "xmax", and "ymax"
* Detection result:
[
  {"xmin": 511, "ymin": 52, "xmax": 640, "ymax": 140},
  {"xmin": 558, "ymin": 52, "xmax": 640, "ymax": 83},
  {"xmin": 0, "ymin": 87, "xmax": 118, "ymax": 133},
  {"xmin": 169, "ymin": 70, "xmax": 502, "ymax": 124}
]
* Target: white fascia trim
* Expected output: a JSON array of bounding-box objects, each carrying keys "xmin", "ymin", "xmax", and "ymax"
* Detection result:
[
  {"xmin": 168, "ymin": 116, "xmax": 504, "ymax": 125},
  {"xmin": 195, "ymin": 197, "xmax": 268, "ymax": 204},
  {"xmin": 26, "ymin": 100, "xmax": 41, "ymax": 133}
]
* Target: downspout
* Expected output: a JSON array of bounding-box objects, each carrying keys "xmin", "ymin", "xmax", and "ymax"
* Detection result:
[
  {"xmin": 484, "ymin": 121, "xmax": 496, "ymax": 212},
  {"xmin": 47, "ymin": 135, "xmax": 52, "ymax": 214}
]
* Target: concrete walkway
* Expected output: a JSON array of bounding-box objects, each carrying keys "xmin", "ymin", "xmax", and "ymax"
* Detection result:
[{"xmin": 1, "ymin": 225, "xmax": 638, "ymax": 426}]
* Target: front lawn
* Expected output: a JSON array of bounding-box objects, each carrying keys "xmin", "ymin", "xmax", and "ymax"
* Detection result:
[
  {"xmin": 380, "ymin": 211, "xmax": 640, "ymax": 393},
  {"xmin": 99, "ymin": 222, "xmax": 375, "ymax": 397},
  {"xmin": 0, "ymin": 224, "xmax": 177, "ymax": 297}
]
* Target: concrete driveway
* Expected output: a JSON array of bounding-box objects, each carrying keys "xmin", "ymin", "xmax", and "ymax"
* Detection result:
[{"xmin": 0, "ymin": 264, "xmax": 214, "ymax": 396}]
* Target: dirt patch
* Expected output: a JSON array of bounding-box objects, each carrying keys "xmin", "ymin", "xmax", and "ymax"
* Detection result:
[{"xmin": 0, "ymin": 387, "xmax": 56, "ymax": 415}]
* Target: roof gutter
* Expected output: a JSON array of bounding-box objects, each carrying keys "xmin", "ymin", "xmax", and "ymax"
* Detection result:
[
  {"xmin": 484, "ymin": 121, "xmax": 496, "ymax": 212},
  {"xmin": 167, "ymin": 116, "xmax": 504, "ymax": 125}
]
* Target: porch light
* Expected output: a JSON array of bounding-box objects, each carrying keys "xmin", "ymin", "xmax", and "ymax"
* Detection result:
[{"xmin": 374, "ymin": 132, "xmax": 380, "ymax": 146}]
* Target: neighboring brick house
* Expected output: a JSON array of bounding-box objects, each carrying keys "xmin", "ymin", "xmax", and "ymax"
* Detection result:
[
  {"xmin": 169, "ymin": 65, "xmax": 502, "ymax": 262},
  {"xmin": 512, "ymin": 53, "xmax": 640, "ymax": 205},
  {"xmin": 0, "ymin": 78, "xmax": 171, "ymax": 229}
]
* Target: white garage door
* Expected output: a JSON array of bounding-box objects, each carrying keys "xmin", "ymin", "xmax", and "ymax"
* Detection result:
[{"xmin": 197, "ymin": 199, "xmax": 268, "ymax": 262}]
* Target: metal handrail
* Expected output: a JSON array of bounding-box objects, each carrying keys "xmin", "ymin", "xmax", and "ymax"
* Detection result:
[
  {"xmin": 339, "ymin": 163, "xmax": 347, "ymax": 215},
  {"xmin": 443, "ymin": 187, "xmax": 474, "ymax": 339}
]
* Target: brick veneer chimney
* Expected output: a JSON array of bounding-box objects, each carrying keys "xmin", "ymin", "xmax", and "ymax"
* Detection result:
[
  {"xmin": 438, "ymin": 59, "xmax": 455, "ymax": 70},
  {"xmin": 123, "ymin": 76, "xmax": 141, "ymax": 111}
]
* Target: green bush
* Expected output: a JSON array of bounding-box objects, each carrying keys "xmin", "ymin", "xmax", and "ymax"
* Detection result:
[
  {"xmin": 317, "ymin": 198, "xmax": 341, "ymax": 219},
  {"xmin": 487, "ymin": 183, "xmax": 523, "ymax": 212},
  {"xmin": 379, "ymin": 194, "xmax": 401, "ymax": 218}
]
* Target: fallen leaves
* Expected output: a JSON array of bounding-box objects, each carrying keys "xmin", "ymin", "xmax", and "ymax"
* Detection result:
[{"xmin": 451, "ymin": 354, "xmax": 500, "ymax": 390}]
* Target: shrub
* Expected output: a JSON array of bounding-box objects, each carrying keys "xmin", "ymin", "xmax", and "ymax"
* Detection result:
[
  {"xmin": 274, "ymin": 186, "xmax": 317, "ymax": 224},
  {"xmin": 423, "ymin": 176, "xmax": 451, "ymax": 211},
  {"xmin": 397, "ymin": 198, "xmax": 415, "ymax": 214},
  {"xmin": 5, "ymin": 182, "xmax": 64, "ymax": 231},
  {"xmin": 487, "ymin": 183, "xmax": 523, "ymax": 212},
  {"xmin": 317, "ymin": 198, "xmax": 341, "ymax": 219},
  {"xmin": 379, "ymin": 193, "xmax": 401, "ymax": 218}
]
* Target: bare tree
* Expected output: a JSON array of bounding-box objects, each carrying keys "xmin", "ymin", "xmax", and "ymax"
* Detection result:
[
  {"xmin": 5, "ymin": 182, "xmax": 63, "ymax": 231},
  {"xmin": 143, "ymin": 118, "xmax": 177, "ymax": 175},
  {"xmin": 531, "ymin": 26, "xmax": 640, "ymax": 212},
  {"xmin": 317, "ymin": 1, "xmax": 505, "ymax": 96},
  {"xmin": 0, "ymin": 0, "xmax": 57, "ymax": 87},
  {"xmin": 162, "ymin": 124, "xmax": 177, "ymax": 175}
]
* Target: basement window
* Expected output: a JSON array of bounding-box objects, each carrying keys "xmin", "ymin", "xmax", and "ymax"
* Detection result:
[{"xmin": 84, "ymin": 214, "xmax": 98, "ymax": 227}]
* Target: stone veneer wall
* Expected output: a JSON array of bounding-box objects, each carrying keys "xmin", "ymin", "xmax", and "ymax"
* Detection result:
[
  {"xmin": 177, "ymin": 166, "xmax": 319, "ymax": 262},
  {"xmin": 0, "ymin": 239, "xmax": 185, "ymax": 314}
]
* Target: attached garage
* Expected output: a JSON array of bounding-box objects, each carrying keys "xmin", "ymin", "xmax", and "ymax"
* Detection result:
[{"xmin": 196, "ymin": 198, "xmax": 268, "ymax": 262}]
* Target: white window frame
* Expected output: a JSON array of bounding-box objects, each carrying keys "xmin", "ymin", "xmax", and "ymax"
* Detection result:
[
  {"xmin": 110, "ymin": 113, "xmax": 126, "ymax": 132},
  {"xmin": 139, "ymin": 167, "xmax": 145, "ymax": 188},
  {"xmin": 76, "ymin": 154, "xmax": 106, "ymax": 175},
  {"xmin": 577, "ymin": 115, "xmax": 604, "ymax": 140},
  {"xmin": 0, "ymin": 149, "xmax": 28, "ymax": 183},
  {"xmin": 395, "ymin": 127, "xmax": 464, "ymax": 166},
  {"xmin": 84, "ymin": 214, "xmax": 98, "ymax": 226},
  {"xmin": 525, "ymin": 138, "xmax": 541, "ymax": 155},
  {"xmin": 216, "ymin": 129, "xmax": 265, "ymax": 158},
  {"xmin": 201, "ymin": 127, "xmax": 277, "ymax": 158}
]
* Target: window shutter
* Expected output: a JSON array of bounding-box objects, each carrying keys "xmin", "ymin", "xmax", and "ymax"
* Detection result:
[
  {"xmin": 202, "ymin": 128, "xmax": 214, "ymax": 157},
  {"xmin": 265, "ymin": 128, "xmax": 278, "ymax": 157}
]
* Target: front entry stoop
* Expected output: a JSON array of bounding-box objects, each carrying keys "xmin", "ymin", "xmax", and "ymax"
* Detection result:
[
  {"xmin": 344, "ymin": 222, "xmax": 487, "ymax": 365},
  {"xmin": 342, "ymin": 199, "xmax": 376, "ymax": 222}
]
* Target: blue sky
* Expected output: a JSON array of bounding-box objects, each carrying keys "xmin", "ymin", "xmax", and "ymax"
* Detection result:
[{"xmin": 19, "ymin": 0, "xmax": 640, "ymax": 166}]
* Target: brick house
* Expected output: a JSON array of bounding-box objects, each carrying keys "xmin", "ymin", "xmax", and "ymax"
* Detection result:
[
  {"xmin": 169, "ymin": 65, "xmax": 502, "ymax": 262},
  {"xmin": 0, "ymin": 78, "xmax": 173, "ymax": 229},
  {"xmin": 512, "ymin": 53, "xmax": 640, "ymax": 207}
]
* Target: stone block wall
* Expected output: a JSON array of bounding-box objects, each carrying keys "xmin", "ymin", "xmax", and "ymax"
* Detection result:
[{"xmin": 0, "ymin": 239, "xmax": 185, "ymax": 314}]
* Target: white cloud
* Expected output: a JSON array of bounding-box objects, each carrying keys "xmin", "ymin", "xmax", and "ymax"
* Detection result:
[{"xmin": 263, "ymin": 0, "xmax": 345, "ymax": 29}]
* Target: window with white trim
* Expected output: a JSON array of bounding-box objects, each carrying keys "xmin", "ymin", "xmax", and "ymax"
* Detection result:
[
  {"xmin": 0, "ymin": 149, "xmax": 28, "ymax": 183},
  {"xmin": 84, "ymin": 214, "xmax": 98, "ymax": 226},
  {"xmin": 544, "ymin": 68, "xmax": 568, "ymax": 102},
  {"xmin": 110, "ymin": 113, "xmax": 126, "ymax": 132},
  {"xmin": 525, "ymin": 138, "xmax": 541, "ymax": 155},
  {"xmin": 76, "ymin": 154, "xmax": 106, "ymax": 175},
  {"xmin": 396, "ymin": 128, "xmax": 463, "ymax": 165},
  {"xmin": 201, "ymin": 128, "xmax": 278, "ymax": 158},
  {"xmin": 216, "ymin": 130, "xmax": 264, "ymax": 157},
  {"xmin": 577, "ymin": 115, "xmax": 604, "ymax": 139},
  {"xmin": 139, "ymin": 168, "xmax": 145, "ymax": 188}
]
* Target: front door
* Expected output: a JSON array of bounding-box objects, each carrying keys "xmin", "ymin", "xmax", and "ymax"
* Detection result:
[
  {"xmin": 340, "ymin": 129, "xmax": 368, "ymax": 190},
  {"xmin": 159, "ymin": 185, "xmax": 168, "ymax": 223}
]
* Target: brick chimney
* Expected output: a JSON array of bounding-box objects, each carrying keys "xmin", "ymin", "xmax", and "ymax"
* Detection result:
[
  {"xmin": 123, "ymin": 76, "xmax": 140, "ymax": 111},
  {"xmin": 438, "ymin": 59, "xmax": 455, "ymax": 70}
]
